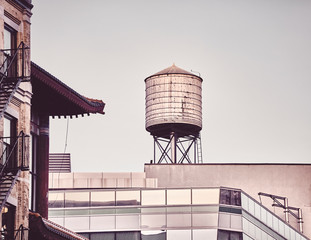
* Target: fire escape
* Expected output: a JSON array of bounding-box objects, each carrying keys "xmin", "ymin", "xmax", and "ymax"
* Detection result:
[{"xmin": 0, "ymin": 42, "xmax": 29, "ymax": 239}]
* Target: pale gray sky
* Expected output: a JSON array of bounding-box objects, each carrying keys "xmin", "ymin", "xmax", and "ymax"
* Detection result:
[{"xmin": 31, "ymin": 0, "xmax": 311, "ymax": 172}]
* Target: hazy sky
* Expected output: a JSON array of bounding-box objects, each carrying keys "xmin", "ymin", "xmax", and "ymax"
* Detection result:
[{"xmin": 31, "ymin": 0, "xmax": 311, "ymax": 172}]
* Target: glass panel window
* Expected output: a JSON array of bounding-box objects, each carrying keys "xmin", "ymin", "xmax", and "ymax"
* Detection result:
[
  {"xmin": 242, "ymin": 233, "xmax": 252, "ymax": 240},
  {"xmin": 4, "ymin": 28, "xmax": 12, "ymax": 51},
  {"xmin": 192, "ymin": 205, "xmax": 218, "ymax": 213},
  {"xmin": 272, "ymin": 216, "xmax": 279, "ymax": 232},
  {"xmin": 220, "ymin": 189, "xmax": 231, "ymax": 205},
  {"xmin": 217, "ymin": 230, "xmax": 243, "ymax": 240},
  {"xmin": 278, "ymin": 220, "xmax": 285, "ymax": 236},
  {"xmin": 3, "ymin": 25, "xmax": 17, "ymax": 77},
  {"xmin": 219, "ymin": 213, "xmax": 230, "ymax": 228},
  {"xmin": 116, "ymin": 232, "xmax": 140, "ymax": 240},
  {"xmin": 167, "ymin": 213, "xmax": 191, "ymax": 227},
  {"xmin": 261, "ymin": 231, "xmax": 268, "ymax": 240},
  {"xmin": 248, "ymin": 199, "xmax": 255, "ymax": 215},
  {"xmin": 141, "ymin": 207, "xmax": 166, "ymax": 214},
  {"xmin": 241, "ymin": 193, "xmax": 248, "ymax": 211},
  {"xmin": 116, "ymin": 215, "xmax": 140, "ymax": 229},
  {"xmin": 142, "ymin": 231, "xmax": 166, "ymax": 240},
  {"xmin": 2, "ymin": 115, "xmax": 16, "ymax": 167},
  {"xmin": 166, "ymin": 206, "xmax": 191, "ymax": 213},
  {"xmin": 167, "ymin": 189, "xmax": 191, "ymax": 205},
  {"xmin": 254, "ymin": 202, "xmax": 261, "ymax": 219},
  {"xmin": 255, "ymin": 226, "xmax": 261, "ymax": 239},
  {"xmin": 192, "ymin": 188, "xmax": 220, "ymax": 204},
  {"xmin": 141, "ymin": 214, "xmax": 166, "ymax": 229},
  {"xmin": 90, "ymin": 216, "xmax": 115, "ymax": 231},
  {"xmin": 90, "ymin": 208, "xmax": 115, "ymax": 215},
  {"xmin": 65, "ymin": 192, "xmax": 89, "ymax": 207},
  {"xmin": 116, "ymin": 190, "xmax": 140, "ymax": 206},
  {"xmin": 220, "ymin": 189, "xmax": 241, "ymax": 206},
  {"xmin": 116, "ymin": 208, "xmax": 140, "ymax": 214},
  {"xmin": 3, "ymin": 117, "xmax": 11, "ymax": 145},
  {"xmin": 48, "ymin": 209, "xmax": 64, "ymax": 217},
  {"xmin": 49, "ymin": 192, "xmax": 64, "ymax": 208},
  {"xmin": 248, "ymin": 221, "xmax": 255, "ymax": 237},
  {"xmin": 284, "ymin": 225, "xmax": 290, "ymax": 239},
  {"xmin": 231, "ymin": 190, "xmax": 241, "ymax": 206},
  {"xmin": 192, "ymin": 213, "xmax": 218, "ymax": 227},
  {"xmin": 142, "ymin": 190, "xmax": 165, "ymax": 206},
  {"xmin": 91, "ymin": 191, "xmax": 115, "ymax": 206},
  {"xmin": 260, "ymin": 208, "xmax": 267, "ymax": 223},
  {"xmin": 266, "ymin": 211, "xmax": 273, "ymax": 228},
  {"xmin": 290, "ymin": 229, "xmax": 296, "ymax": 240},
  {"xmin": 193, "ymin": 229, "xmax": 217, "ymax": 240},
  {"xmin": 167, "ymin": 230, "xmax": 191, "ymax": 240},
  {"xmin": 65, "ymin": 209, "xmax": 89, "ymax": 216},
  {"xmin": 231, "ymin": 214, "xmax": 242, "ymax": 230},
  {"xmin": 90, "ymin": 232, "xmax": 114, "ymax": 240},
  {"xmin": 242, "ymin": 218, "xmax": 249, "ymax": 234},
  {"xmin": 64, "ymin": 216, "xmax": 89, "ymax": 231}
]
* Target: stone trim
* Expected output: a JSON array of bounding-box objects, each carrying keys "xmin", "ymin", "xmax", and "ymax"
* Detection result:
[{"xmin": 4, "ymin": 10, "xmax": 21, "ymax": 25}]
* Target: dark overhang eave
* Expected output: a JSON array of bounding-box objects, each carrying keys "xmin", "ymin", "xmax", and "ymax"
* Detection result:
[{"xmin": 31, "ymin": 61, "xmax": 105, "ymax": 116}]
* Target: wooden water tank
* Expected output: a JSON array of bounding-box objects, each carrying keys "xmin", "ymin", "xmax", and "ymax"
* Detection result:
[{"xmin": 145, "ymin": 64, "xmax": 202, "ymax": 138}]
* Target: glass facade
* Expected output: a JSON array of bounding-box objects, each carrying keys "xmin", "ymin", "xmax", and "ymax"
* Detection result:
[{"xmin": 49, "ymin": 187, "xmax": 309, "ymax": 240}]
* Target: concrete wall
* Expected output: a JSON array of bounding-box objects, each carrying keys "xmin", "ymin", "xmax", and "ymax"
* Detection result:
[{"xmin": 144, "ymin": 163, "xmax": 311, "ymax": 238}]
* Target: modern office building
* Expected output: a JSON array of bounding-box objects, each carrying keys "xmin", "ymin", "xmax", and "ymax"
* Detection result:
[{"xmin": 48, "ymin": 167, "xmax": 310, "ymax": 240}]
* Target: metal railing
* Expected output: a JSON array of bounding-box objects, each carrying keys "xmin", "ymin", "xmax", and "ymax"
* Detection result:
[
  {"xmin": 0, "ymin": 41, "xmax": 30, "ymax": 84},
  {"xmin": 14, "ymin": 224, "xmax": 28, "ymax": 240},
  {"xmin": 0, "ymin": 131, "xmax": 29, "ymax": 178}
]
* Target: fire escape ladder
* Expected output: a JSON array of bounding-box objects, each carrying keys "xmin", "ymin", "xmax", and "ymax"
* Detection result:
[
  {"xmin": 0, "ymin": 42, "xmax": 29, "ymax": 120},
  {"xmin": 197, "ymin": 133, "xmax": 203, "ymax": 163},
  {"xmin": 0, "ymin": 169, "xmax": 21, "ymax": 212},
  {"xmin": 0, "ymin": 77, "xmax": 22, "ymax": 119},
  {"xmin": 0, "ymin": 131, "xmax": 27, "ymax": 213}
]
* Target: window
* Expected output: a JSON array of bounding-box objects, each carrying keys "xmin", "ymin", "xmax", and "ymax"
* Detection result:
[
  {"xmin": 193, "ymin": 229, "xmax": 217, "ymax": 240},
  {"xmin": 220, "ymin": 189, "xmax": 241, "ymax": 206},
  {"xmin": 142, "ymin": 231, "xmax": 166, "ymax": 240},
  {"xmin": 116, "ymin": 190, "xmax": 140, "ymax": 206},
  {"xmin": 91, "ymin": 191, "xmax": 115, "ymax": 206},
  {"xmin": 1, "ymin": 204, "xmax": 15, "ymax": 239},
  {"xmin": 49, "ymin": 192, "xmax": 64, "ymax": 208},
  {"xmin": 167, "ymin": 230, "xmax": 191, "ymax": 240},
  {"xmin": 65, "ymin": 192, "xmax": 89, "ymax": 208},
  {"xmin": 142, "ymin": 190, "xmax": 165, "ymax": 206},
  {"xmin": 3, "ymin": 25, "xmax": 17, "ymax": 77},
  {"xmin": 217, "ymin": 230, "xmax": 242, "ymax": 240},
  {"xmin": 2, "ymin": 115, "xmax": 17, "ymax": 168},
  {"xmin": 192, "ymin": 188, "xmax": 220, "ymax": 204},
  {"xmin": 167, "ymin": 189, "xmax": 191, "ymax": 205}
]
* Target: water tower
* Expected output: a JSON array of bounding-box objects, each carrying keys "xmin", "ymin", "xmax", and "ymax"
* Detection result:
[{"xmin": 145, "ymin": 64, "xmax": 203, "ymax": 164}]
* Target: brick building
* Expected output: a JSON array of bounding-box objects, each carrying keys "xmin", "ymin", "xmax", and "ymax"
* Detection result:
[{"xmin": 0, "ymin": 1, "xmax": 105, "ymax": 239}]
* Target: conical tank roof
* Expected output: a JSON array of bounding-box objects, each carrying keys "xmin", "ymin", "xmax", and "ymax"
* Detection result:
[{"xmin": 145, "ymin": 64, "xmax": 202, "ymax": 81}]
